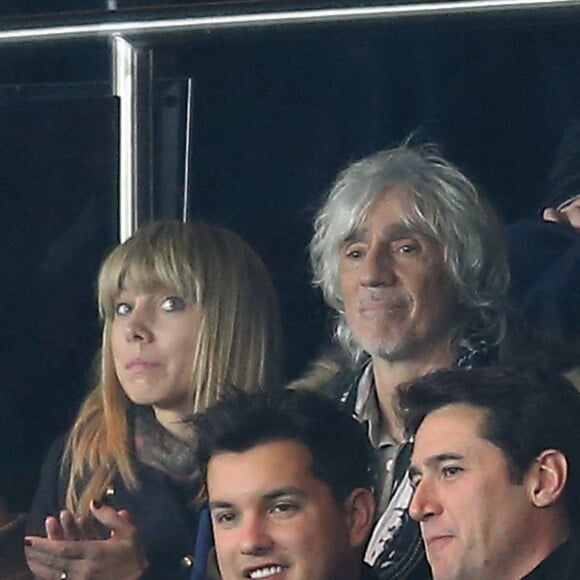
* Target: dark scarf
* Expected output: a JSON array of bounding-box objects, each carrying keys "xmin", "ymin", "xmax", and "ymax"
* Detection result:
[{"xmin": 133, "ymin": 406, "xmax": 200, "ymax": 488}]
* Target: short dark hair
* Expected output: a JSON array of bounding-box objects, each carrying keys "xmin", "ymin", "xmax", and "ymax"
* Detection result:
[
  {"xmin": 194, "ymin": 388, "xmax": 375, "ymax": 503},
  {"xmin": 397, "ymin": 367, "xmax": 580, "ymax": 525}
]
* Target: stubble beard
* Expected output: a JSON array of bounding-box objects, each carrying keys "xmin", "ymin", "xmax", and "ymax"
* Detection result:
[{"xmin": 363, "ymin": 330, "xmax": 419, "ymax": 363}]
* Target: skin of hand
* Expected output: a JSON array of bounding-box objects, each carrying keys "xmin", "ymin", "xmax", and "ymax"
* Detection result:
[
  {"xmin": 543, "ymin": 199, "xmax": 580, "ymax": 231},
  {"xmin": 24, "ymin": 501, "xmax": 149, "ymax": 580}
]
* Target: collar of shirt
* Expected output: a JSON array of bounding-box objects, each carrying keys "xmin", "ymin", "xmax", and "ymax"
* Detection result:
[{"xmin": 354, "ymin": 362, "xmax": 396, "ymax": 449}]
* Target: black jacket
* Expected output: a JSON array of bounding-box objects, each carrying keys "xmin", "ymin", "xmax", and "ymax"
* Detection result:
[
  {"xmin": 27, "ymin": 437, "xmax": 205, "ymax": 579},
  {"xmin": 507, "ymin": 218, "xmax": 580, "ymax": 343},
  {"xmin": 523, "ymin": 537, "xmax": 580, "ymax": 579}
]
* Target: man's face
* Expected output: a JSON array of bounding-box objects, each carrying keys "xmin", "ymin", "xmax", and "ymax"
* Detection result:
[
  {"xmin": 339, "ymin": 188, "xmax": 457, "ymax": 362},
  {"xmin": 409, "ymin": 403, "xmax": 536, "ymax": 580},
  {"xmin": 207, "ymin": 440, "xmax": 369, "ymax": 580}
]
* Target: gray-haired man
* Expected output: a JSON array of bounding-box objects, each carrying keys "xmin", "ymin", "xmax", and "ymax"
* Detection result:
[{"xmin": 306, "ymin": 143, "xmax": 508, "ymax": 578}]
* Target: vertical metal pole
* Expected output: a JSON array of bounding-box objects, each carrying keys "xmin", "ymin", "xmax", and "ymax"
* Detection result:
[
  {"xmin": 112, "ymin": 35, "xmax": 136, "ymax": 242},
  {"xmin": 182, "ymin": 77, "xmax": 195, "ymax": 223},
  {"xmin": 112, "ymin": 35, "xmax": 154, "ymax": 242}
]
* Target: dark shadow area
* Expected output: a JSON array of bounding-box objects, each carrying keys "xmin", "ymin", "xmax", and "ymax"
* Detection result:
[{"xmin": 0, "ymin": 96, "xmax": 118, "ymax": 510}]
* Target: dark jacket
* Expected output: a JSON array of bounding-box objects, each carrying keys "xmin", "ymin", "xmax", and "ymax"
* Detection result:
[
  {"xmin": 0, "ymin": 514, "xmax": 34, "ymax": 580},
  {"xmin": 27, "ymin": 437, "xmax": 209, "ymax": 580},
  {"xmin": 523, "ymin": 536, "xmax": 580, "ymax": 579},
  {"xmin": 507, "ymin": 218, "xmax": 580, "ymax": 343},
  {"xmin": 361, "ymin": 562, "xmax": 383, "ymax": 579}
]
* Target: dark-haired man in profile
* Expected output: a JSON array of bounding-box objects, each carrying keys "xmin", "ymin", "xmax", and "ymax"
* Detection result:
[
  {"xmin": 399, "ymin": 367, "xmax": 580, "ymax": 579},
  {"xmin": 194, "ymin": 388, "xmax": 378, "ymax": 580}
]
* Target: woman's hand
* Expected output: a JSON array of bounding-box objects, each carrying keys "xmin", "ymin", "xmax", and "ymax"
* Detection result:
[{"xmin": 25, "ymin": 502, "xmax": 149, "ymax": 580}]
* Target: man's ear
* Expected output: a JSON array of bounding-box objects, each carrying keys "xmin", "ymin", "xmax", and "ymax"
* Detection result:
[
  {"xmin": 343, "ymin": 488, "xmax": 376, "ymax": 548},
  {"xmin": 528, "ymin": 449, "xmax": 568, "ymax": 508}
]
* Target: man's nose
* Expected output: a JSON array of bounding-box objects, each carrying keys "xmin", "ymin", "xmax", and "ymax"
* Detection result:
[
  {"xmin": 409, "ymin": 478, "xmax": 442, "ymax": 522},
  {"xmin": 360, "ymin": 245, "xmax": 396, "ymax": 287},
  {"xmin": 239, "ymin": 514, "xmax": 274, "ymax": 556}
]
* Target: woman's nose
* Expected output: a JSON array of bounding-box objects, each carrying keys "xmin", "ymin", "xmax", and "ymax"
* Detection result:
[{"xmin": 123, "ymin": 311, "xmax": 154, "ymax": 343}]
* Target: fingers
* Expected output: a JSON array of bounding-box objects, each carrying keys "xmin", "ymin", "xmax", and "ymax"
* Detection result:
[
  {"xmin": 25, "ymin": 536, "xmax": 96, "ymax": 580},
  {"xmin": 25, "ymin": 536, "xmax": 90, "ymax": 560},
  {"xmin": 25, "ymin": 536, "xmax": 80, "ymax": 579},
  {"xmin": 25, "ymin": 513, "xmax": 149, "ymax": 580},
  {"xmin": 60, "ymin": 510, "xmax": 83, "ymax": 541},
  {"xmin": 76, "ymin": 515, "xmax": 102, "ymax": 541},
  {"xmin": 89, "ymin": 501, "xmax": 137, "ymax": 540},
  {"xmin": 543, "ymin": 207, "xmax": 563, "ymax": 224},
  {"xmin": 45, "ymin": 516, "xmax": 65, "ymax": 541},
  {"xmin": 562, "ymin": 204, "xmax": 580, "ymax": 231}
]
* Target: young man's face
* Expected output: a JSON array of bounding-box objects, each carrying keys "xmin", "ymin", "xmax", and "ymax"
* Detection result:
[
  {"xmin": 207, "ymin": 439, "xmax": 372, "ymax": 580},
  {"xmin": 408, "ymin": 403, "xmax": 538, "ymax": 580},
  {"xmin": 339, "ymin": 188, "xmax": 458, "ymax": 362}
]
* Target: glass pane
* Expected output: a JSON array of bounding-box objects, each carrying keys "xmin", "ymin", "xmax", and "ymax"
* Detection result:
[
  {"xmin": 0, "ymin": 94, "xmax": 118, "ymax": 509},
  {"xmin": 145, "ymin": 13, "xmax": 580, "ymax": 379}
]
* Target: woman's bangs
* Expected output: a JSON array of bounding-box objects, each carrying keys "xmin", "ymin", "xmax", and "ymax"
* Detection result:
[{"xmin": 99, "ymin": 240, "xmax": 199, "ymax": 318}]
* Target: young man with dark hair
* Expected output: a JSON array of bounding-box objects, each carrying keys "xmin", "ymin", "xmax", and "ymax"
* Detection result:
[
  {"xmin": 194, "ymin": 388, "xmax": 378, "ymax": 580},
  {"xmin": 399, "ymin": 366, "xmax": 580, "ymax": 579}
]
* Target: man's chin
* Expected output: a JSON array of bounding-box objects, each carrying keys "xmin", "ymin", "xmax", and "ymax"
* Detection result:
[
  {"xmin": 428, "ymin": 554, "xmax": 463, "ymax": 580},
  {"xmin": 365, "ymin": 339, "xmax": 413, "ymax": 362}
]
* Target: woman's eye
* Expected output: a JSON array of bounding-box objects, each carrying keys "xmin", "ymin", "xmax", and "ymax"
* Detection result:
[
  {"xmin": 161, "ymin": 296, "xmax": 185, "ymax": 312},
  {"xmin": 114, "ymin": 302, "xmax": 132, "ymax": 316}
]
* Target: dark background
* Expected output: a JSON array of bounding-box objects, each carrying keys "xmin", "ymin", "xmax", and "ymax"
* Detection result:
[{"xmin": 1, "ymin": 2, "xmax": 580, "ymax": 508}]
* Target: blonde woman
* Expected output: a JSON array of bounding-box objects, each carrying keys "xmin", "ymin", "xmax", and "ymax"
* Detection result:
[{"xmin": 25, "ymin": 220, "xmax": 283, "ymax": 579}]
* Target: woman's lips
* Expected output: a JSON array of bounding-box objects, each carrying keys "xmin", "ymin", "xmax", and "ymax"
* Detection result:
[{"xmin": 126, "ymin": 358, "xmax": 161, "ymax": 370}]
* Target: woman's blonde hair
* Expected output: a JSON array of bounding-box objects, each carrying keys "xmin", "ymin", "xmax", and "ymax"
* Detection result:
[{"xmin": 63, "ymin": 221, "xmax": 283, "ymax": 516}]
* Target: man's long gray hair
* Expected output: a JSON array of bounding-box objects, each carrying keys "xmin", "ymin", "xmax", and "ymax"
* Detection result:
[{"xmin": 310, "ymin": 144, "xmax": 509, "ymax": 362}]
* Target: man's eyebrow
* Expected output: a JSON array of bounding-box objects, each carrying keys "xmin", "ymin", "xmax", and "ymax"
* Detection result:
[
  {"xmin": 382, "ymin": 222, "xmax": 417, "ymax": 241},
  {"xmin": 208, "ymin": 487, "xmax": 307, "ymax": 510},
  {"xmin": 343, "ymin": 222, "xmax": 417, "ymax": 245},
  {"xmin": 410, "ymin": 452, "xmax": 464, "ymax": 472},
  {"xmin": 424, "ymin": 452, "xmax": 464, "ymax": 468},
  {"xmin": 343, "ymin": 228, "xmax": 367, "ymax": 245},
  {"xmin": 262, "ymin": 487, "xmax": 308, "ymax": 501},
  {"xmin": 208, "ymin": 500, "xmax": 235, "ymax": 510}
]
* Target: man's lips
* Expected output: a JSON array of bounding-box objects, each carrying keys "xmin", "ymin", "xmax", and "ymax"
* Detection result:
[
  {"xmin": 242, "ymin": 563, "xmax": 289, "ymax": 579},
  {"xmin": 424, "ymin": 534, "xmax": 454, "ymax": 551},
  {"xmin": 358, "ymin": 299, "xmax": 408, "ymax": 315}
]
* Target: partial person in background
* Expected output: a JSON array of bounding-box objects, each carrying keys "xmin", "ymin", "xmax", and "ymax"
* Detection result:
[
  {"xmin": 25, "ymin": 220, "xmax": 283, "ymax": 580},
  {"xmin": 400, "ymin": 366, "xmax": 580, "ymax": 579},
  {"xmin": 296, "ymin": 143, "xmax": 509, "ymax": 578},
  {"xmin": 195, "ymin": 387, "xmax": 378, "ymax": 580},
  {"xmin": 507, "ymin": 122, "xmax": 580, "ymax": 344}
]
